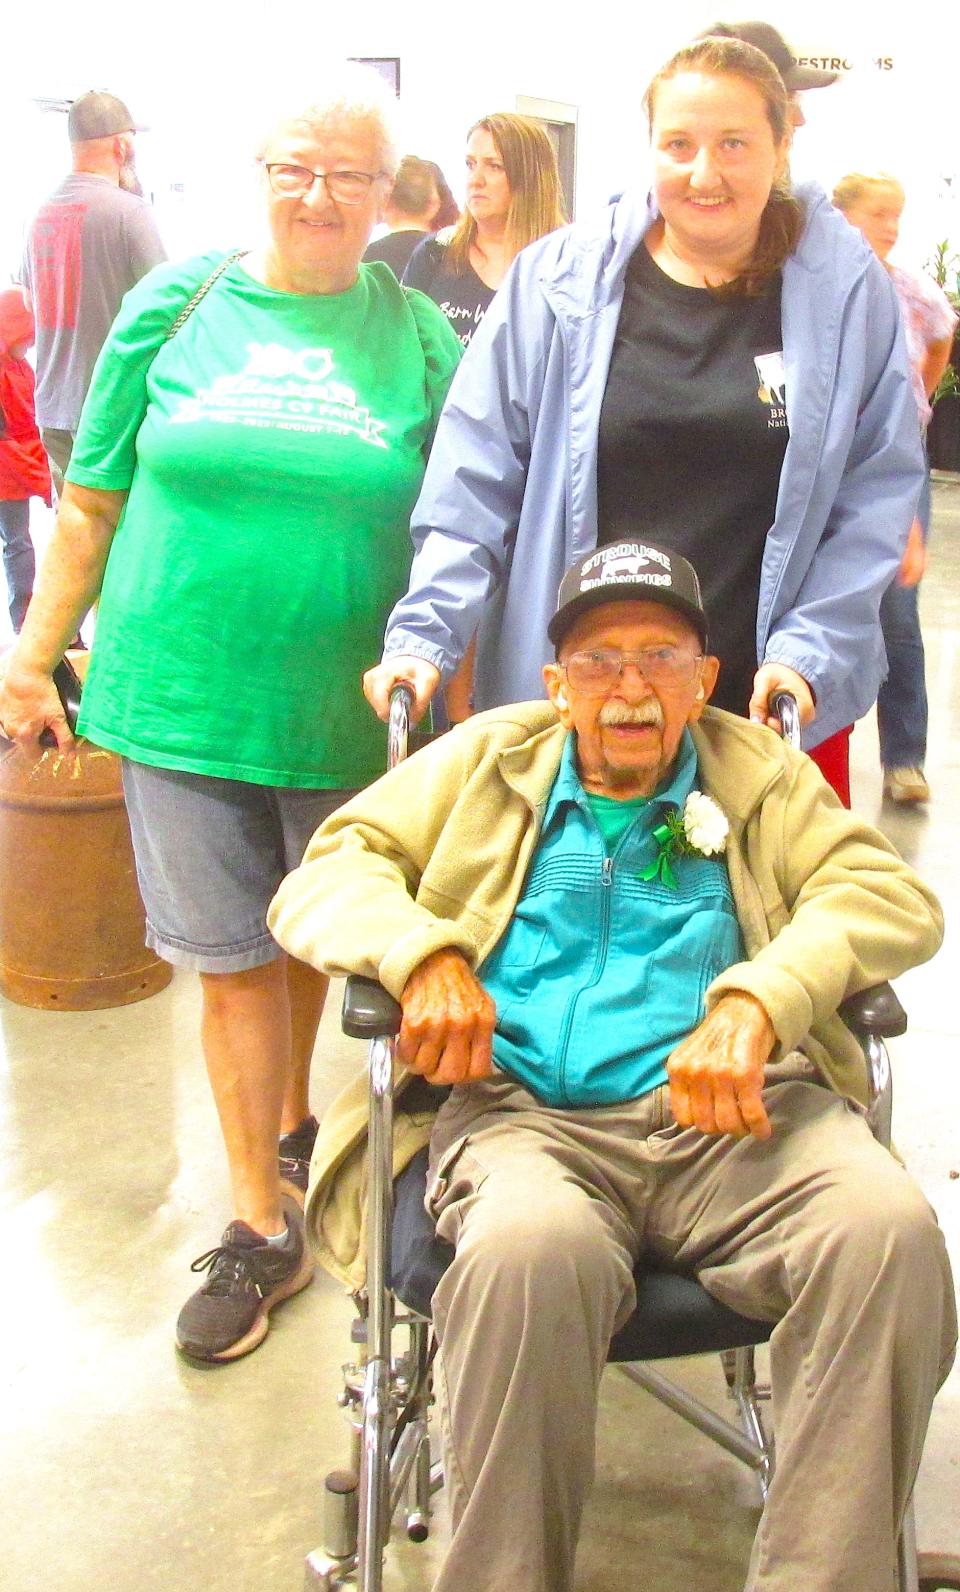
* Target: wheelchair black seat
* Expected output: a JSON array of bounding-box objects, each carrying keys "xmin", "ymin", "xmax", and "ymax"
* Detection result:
[{"xmin": 390, "ymin": 1145, "xmax": 773, "ymax": 1360}]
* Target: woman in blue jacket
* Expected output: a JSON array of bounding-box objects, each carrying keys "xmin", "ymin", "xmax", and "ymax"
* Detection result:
[{"xmin": 365, "ymin": 36, "xmax": 923, "ymax": 801}]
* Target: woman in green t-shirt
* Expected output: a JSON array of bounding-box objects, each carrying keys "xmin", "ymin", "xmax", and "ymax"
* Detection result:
[{"xmin": 0, "ymin": 66, "xmax": 461, "ymax": 1365}]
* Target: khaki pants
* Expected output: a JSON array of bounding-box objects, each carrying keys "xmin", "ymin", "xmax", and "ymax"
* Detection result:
[{"xmin": 426, "ymin": 1058, "xmax": 956, "ymax": 1592}]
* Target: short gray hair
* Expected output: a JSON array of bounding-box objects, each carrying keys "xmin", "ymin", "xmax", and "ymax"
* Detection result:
[{"xmin": 256, "ymin": 62, "xmax": 400, "ymax": 177}]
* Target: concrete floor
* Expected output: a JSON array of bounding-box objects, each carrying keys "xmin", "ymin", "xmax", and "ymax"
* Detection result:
[{"xmin": 2, "ymin": 480, "xmax": 959, "ymax": 1591}]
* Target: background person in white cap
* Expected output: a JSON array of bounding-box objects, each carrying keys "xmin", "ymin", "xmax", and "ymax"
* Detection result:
[{"xmin": 20, "ymin": 90, "xmax": 166, "ymax": 500}]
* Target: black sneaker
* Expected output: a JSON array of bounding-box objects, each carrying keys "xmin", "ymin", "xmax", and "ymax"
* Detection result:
[
  {"xmin": 278, "ymin": 1113, "xmax": 320, "ymax": 1205},
  {"xmin": 176, "ymin": 1195, "xmax": 314, "ymax": 1363}
]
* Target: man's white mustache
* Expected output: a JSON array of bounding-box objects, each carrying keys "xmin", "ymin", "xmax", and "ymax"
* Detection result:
[{"xmin": 598, "ymin": 701, "xmax": 664, "ymax": 728}]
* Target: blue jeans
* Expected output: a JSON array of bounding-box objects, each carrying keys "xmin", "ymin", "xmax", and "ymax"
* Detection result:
[
  {"xmin": 877, "ymin": 462, "xmax": 930, "ymax": 770},
  {"xmin": 0, "ymin": 498, "xmax": 36, "ymax": 632}
]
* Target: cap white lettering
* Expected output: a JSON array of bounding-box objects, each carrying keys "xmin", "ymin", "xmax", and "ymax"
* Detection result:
[
  {"xmin": 580, "ymin": 571, "xmax": 672, "ymax": 591},
  {"xmin": 580, "ymin": 542, "xmax": 671, "ymax": 578}
]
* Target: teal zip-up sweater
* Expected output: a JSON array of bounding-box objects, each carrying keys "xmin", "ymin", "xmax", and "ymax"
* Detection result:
[{"xmin": 479, "ymin": 731, "xmax": 744, "ymax": 1106}]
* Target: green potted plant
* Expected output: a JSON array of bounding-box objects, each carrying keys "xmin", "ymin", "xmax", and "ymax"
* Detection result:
[{"xmin": 926, "ymin": 239, "xmax": 960, "ymax": 472}]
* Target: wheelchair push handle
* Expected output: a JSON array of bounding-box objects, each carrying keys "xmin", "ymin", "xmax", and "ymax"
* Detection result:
[
  {"xmin": 388, "ymin": 683, "xmax": 413, "ymax": 771},
  {"xmin": 768, "ymin": 689, "xmax": 905, "ymax": 1048},
  {"xmin": 340, "ymin": 688, "xmax": 410, "ymax": 1037},
  {"xmin": 769, "ymin": 690, "xmax": 801, "ymax": 750}
]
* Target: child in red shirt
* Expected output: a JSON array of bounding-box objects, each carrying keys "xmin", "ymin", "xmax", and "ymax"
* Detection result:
[{"xmin": 0, "ymin": 289, "xmax": 50, "ymax": 632}]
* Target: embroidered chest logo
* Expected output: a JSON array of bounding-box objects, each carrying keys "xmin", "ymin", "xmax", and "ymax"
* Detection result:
[
  {"xmin": 170, "ymin": 342, "xmax": 388, "ymax": 447},
  {"xmin": 754, "ymin": 350, "xmax": 787, "ymax": 431}
]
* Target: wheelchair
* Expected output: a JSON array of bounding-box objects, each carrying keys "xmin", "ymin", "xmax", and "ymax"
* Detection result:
[{"xmin": 305, "ymin": 689, "xmax": 959, "ymax": 1592}]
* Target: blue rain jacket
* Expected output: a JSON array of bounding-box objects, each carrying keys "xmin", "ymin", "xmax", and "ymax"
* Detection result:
[{"xmin": 383, "ymin": 184, "xmax": 923, "ymax": 749}]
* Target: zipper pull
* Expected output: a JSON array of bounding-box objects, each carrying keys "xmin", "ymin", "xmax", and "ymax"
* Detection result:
[{"xmin": 602, "ymin": 856, "xmax": 613, "ymax": 886}]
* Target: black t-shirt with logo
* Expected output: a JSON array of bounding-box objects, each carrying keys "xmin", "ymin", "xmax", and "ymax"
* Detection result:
[
  {"xmin": 597, "ymin": 244, "xmax": 788, "ymax": 717},
  {"xmin": 402, "ymin": 235, "xmax": 495, "ymax": 350}
]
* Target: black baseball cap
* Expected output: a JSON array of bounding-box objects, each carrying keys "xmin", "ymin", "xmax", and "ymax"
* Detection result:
[
  {"xmin": 548, "ymin": 541, "xmax": 709, "ymax": 651},
  {"xmin": 701, "ymin": 21, "xmax": 839, "ymax": 90},
  {"xmin": 68, "ymin": 91, "xmax": 145, "ymax": 141}
]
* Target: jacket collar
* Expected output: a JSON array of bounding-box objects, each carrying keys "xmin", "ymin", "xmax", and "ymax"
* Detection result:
[
  {"xmin": 539, "ymin": 179, "xmax": 872, "ymax": 325},
  {"xmin": 539, "ymin": 190, "xmax": 655, "ymax": 322},
  {"xmin": 690, "ymin": 707, "xmax": 788, "ymax": 824},
  {"xmin": 494, "ymin": 701, "xmax": 787, "ymax": 830},
  {"xmin": 496, "ymin": 707, "xmax": 567, "ymax": 818},
  {"xmin": 542, "ymin": 723, "xmax": 699, "ymax": 831}
]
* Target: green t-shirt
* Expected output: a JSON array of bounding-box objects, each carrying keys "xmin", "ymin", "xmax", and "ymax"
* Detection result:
[
  {"xmin": 584, "ymin": 790, "xmax": 650, "ymax": 854},
  {"xmin": 69, "ymin": 253, "xmax": 461, "ymax": 787}
]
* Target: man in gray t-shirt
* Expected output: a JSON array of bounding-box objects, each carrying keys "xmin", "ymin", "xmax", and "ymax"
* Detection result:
[{"xmin": 21, "ymin": 90, "xmax": 166, "ymax": 494}]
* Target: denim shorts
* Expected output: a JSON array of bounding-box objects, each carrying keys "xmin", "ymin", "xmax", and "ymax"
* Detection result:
[{"xmin": 121, "ymin": 760, "xmax": 356, "ymax": 973}]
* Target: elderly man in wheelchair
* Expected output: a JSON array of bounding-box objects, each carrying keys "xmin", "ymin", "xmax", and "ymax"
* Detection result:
[{"xmin": 270, "ymin": 540, "xmax": 956, "ymax": 1592}]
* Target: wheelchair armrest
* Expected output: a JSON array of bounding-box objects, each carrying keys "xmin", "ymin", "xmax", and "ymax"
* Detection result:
[
  {"xmin": 342, "ymin": 970, "xmax": 906, "ymax": 1046},
  {"xmin": 838, "ymin": 982, "xmax": 907, "ymax": 1040},
  {"xmin": 342, "ymin": 975, "xmax": 403, "ymax": 1040}
]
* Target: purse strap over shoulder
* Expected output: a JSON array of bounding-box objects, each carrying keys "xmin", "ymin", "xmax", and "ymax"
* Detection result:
[{"xmin": 164, "ymin": 249, "xmax": 249, "ymax": 342}]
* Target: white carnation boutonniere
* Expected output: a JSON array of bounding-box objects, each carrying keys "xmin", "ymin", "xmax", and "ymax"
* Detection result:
[{"xmin": 639, "ymin": 791, "xmax": 729, "ymax": 888}]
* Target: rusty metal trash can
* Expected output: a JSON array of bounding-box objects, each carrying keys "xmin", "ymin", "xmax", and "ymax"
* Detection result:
[{"xmin": 0, "ymin": 732, "xmax": 172, "ymax": 1010}]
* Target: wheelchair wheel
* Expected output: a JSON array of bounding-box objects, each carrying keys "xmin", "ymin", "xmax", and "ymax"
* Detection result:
[{"xmin": 919, "ymin": 1552, "xmax": 960, "ymax": 1590}]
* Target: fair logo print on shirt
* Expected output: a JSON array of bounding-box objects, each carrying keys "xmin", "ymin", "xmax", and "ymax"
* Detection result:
[
  {"xmin": 170, "ymin": 343, "xmax": 389, "ymax": 446},
  {"xmin": 754, "ymin": 351, "xmax": 787, "ymax": 430}
]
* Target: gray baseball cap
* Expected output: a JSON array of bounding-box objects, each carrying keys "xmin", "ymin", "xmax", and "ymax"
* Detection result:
[
  {"xmin": 701, "ymin": 21, "xmax": 839, "ymax": 90},
  {"xmin": 68, "ymin": 91, "xmax": 145, "ymax": 141},
  {"xmin": 548, "ymin": 540, "xmax": 709, "ymax": 650}
]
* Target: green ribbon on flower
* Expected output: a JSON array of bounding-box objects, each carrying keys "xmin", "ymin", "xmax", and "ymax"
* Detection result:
[{"xmin": 638, "ymin": 819, "xmax": 680, "ymax": 889}]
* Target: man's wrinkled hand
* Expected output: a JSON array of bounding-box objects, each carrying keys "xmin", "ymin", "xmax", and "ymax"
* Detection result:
[
  {"xmin": 667, "ymin": 992, "xmax": 776, "ymax": 1140},
  {"xmin": 398, "ymin": 948, "xmax": 495, "ymax": 1086}
]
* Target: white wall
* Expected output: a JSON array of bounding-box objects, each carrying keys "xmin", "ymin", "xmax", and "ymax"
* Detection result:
[{"xmin": 2, "ymin": 0, "xmax": 958, "ymax": 284}]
